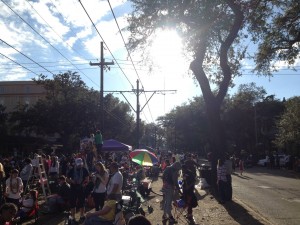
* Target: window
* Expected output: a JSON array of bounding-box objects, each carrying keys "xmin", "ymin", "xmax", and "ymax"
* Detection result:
[
  {"xmin": 0, "ymin": 87, "xmax": 5, "ymax": 94},
  {"xmin": 25, "ymin": 86, "xmax": 30, "ymax": 93}
]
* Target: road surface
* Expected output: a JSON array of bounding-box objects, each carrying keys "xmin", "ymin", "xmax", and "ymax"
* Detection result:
[{"xmin": 232, "ymin": 167, "xmax": 300, "ymax": 225}]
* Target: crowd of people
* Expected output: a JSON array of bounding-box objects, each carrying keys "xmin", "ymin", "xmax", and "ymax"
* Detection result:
[{"xmin": 0, "ymin": 129, "xmax": 237, "ymax": 225}]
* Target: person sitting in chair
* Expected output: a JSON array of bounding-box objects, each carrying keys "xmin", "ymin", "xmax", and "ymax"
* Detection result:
[
  {"xmin": 16, "ymin": 189, "xmax": 37, "ymax": 220},
  {"xmin": 83, "ymin": 194, "xmax": 118, "ymax": 225},
  {"xmin": 46, "ymin": 175, "xmax": 71, "ymax": 213}
]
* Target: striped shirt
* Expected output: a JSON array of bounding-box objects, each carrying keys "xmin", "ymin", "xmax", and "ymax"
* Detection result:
[{"xmin": 217, "ymin": 165, "xmax": 227, "ymax": 182}]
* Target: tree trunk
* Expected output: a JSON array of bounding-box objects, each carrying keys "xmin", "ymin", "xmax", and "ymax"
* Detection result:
[{"xmin": 206, "ymin": 101, "xmax": 227, "ymax": 192}]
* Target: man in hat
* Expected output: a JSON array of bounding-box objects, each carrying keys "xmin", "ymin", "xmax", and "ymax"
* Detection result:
[{"xmin": 67, "ymin": 158, "xmax": 89, "ymax": 224}]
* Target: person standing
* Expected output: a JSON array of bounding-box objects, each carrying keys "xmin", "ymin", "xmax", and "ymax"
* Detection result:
[
  {"xmin": 225, "ymin": 155, "xmax": 233, "ymax": 201},
  {"xmin": 182, "ymin": 164, "xmax": 197, "ymax": 222},
  {"xmin": 0, "ymin": 161, "xmax": 5, "ymax": 205},
  {"xmin": 49, "ymin": 156, "xmax": 59, "ymax": 179},
  {"xmin": 94, "ymin": 130, "xmax": 103, "ymax": 159},
  {"xmin": 161, "ymin": 161, "xmax": 182, "ymax": 223},
  {"xmin": 19, "ymin": 158, "xmax": 32, "ymax": 192},
  {"xmin": 239, "ymin": 159, "xmax": 244, "ymax": 176},
  {"xmin": 106, "ymin": 162, "xmax": 123, "ymax": 201},
  {"xmin": 92, "ymin": 162, "xmax": 109, "ymax": 211},
  {"xmin": 217, "ymin": 159, "xmax": 228, "ymax": 204},
  {"xmin": 67, "ymin": 158, "xmax": 89, "ymax": 224},
  {"xmin": 5, "ymin": 169, "xmax": 23, "ymax": 207}
]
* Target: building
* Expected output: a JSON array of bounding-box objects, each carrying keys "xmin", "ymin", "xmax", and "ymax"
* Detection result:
[
  {"xmin": 0, "ymin": 81, "xmax": 48, "ymax": 156},
  {"xmin": 0, "ymin": 80, "xmax": 46, "ymax": 112}
]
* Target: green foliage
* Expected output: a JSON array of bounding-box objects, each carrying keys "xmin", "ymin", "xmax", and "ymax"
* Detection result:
[
  {"xmin": 158, "ymin": 96, "xmax": 209, "ymax": 154},
  {"xmin": 8, "ymin": 71, "xmax": 135, "ymax": 152},
  {"xmin": 274, "ymin": 97, "xmax": 300, "ymax": 155},
  {"xmin": 246, "ymin": 0, "xmax": 300, "ymax": 74},
  {"xmin": 0, "ymin": 104, "xmax": 8, "ymax": 135}
]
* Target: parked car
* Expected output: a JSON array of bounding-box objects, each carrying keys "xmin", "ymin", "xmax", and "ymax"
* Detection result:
[
  {"xmin": 280, "ymin": 155, "xmax": 290, "ymax": 167},
  {"xmin": 257, "ymin": 156, "xmax": 269, "ymax": 166},
  {"xmin": 257, "ymin": 154, "xmax": 285, "ymax": 167}
]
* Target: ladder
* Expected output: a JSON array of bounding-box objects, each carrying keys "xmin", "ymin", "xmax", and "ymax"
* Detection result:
[{"xmin": 36, "ymin": 155, "xmax": 51, "ymax": 198}]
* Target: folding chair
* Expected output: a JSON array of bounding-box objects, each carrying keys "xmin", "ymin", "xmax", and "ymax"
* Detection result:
[
  {"xmin": 17, "ymin": 190, "xmax": 39, "ymax": 225},
  {"xmin": 172, "ymin": 199, "xmax": 189, "ymax": 224}
]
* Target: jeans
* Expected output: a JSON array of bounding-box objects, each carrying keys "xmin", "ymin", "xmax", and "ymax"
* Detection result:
[
  {"xmin": 84, "ymin": 216, "xmax": 111, "ymax": 225},
  {"xmin": 92, "ymin": 192, "xmax": 106, "ymax": 211},
  {"xmin": 163, "ymin": 187, "xmax": 174, "ymax": 216}
]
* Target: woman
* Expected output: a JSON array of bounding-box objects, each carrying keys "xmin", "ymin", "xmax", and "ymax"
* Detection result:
[
  {"xmin": 49, "ymin": 156, "xmax": 59, "ymax": 179},
  {"xmin": 217, "ymin": 158, "xmax": 227, "ymax": 204},
  {"xmin": 5, "ymin": 169, "xmax": 23, "ymax": 207},
  {"xmin": 91, "ymin": 162, "xmax": 109, "ymax": 211}
]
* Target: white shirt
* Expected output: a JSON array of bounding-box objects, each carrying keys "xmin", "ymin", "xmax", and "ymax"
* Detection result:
[
  {"xmin": 93, "ymin": 171, "xmax": 109, "ymax": 193},
  {"xmin": 6, "ymin": 177, "xmax": 23, "ymax": 199},
  {"xmin": 107, "ymin": 171, "xmax": 123, "ymax": 195}
]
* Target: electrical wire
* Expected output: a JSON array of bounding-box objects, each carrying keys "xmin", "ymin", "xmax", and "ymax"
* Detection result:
[
  {"xmin": 0, "ymin": 39, "xmax": 55, "ymax": 76},
  {"xmin": 78, "ymin": 0, "xmax": 134, "ymax": 89},
  {"xmin": 107, "ymin": 0, "xmax": 154, "ymax": 122},
  {"xmin": 0, "ymin": 52, "xmax": 40, "ymax": 76},
  {"xmin": 24, "ymin": 0, "xmax": 89, "ymax": 62},
  {"xmin": 1, "ymin": 0, "xmax": 98, "ymax": 87}
]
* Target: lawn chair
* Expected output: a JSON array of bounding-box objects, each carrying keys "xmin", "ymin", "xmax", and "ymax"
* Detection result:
[
  {"xmin": 172, "ymin": 198, "xmax": 189, "ymax": 224},
  {"xmin": 17, "ymin": 190, "xmax": 39, "ymax": 225}
]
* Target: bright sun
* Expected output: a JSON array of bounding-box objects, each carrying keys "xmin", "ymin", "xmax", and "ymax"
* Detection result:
[{"xmin": 149, "ymin": 29, "xmax": 188, "ymax": 76}]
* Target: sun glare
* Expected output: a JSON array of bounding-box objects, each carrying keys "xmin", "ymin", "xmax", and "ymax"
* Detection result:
[{"xmin": 149, "ymin": 29, "xmax": 187, "ymax": 76}]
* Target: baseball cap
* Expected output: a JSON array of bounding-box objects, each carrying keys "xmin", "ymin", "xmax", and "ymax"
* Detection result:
[{"xmin": 75, "ymin": 158, "xmax": 83, "ymax": 166}]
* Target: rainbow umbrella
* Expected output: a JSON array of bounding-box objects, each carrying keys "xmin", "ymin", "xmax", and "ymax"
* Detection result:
[{"xmin": 129, "ymin": 149, "xmax": 158, "ymax": 166}]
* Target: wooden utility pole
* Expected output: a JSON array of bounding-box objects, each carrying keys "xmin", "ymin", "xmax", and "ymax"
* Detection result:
[
  {"xmin": 90, "ymin": 42, "xmax": 114, "ymax": 132},
  {"xmin": 105, "ymin": 80, "xmax": 176, "ymax": 148}
]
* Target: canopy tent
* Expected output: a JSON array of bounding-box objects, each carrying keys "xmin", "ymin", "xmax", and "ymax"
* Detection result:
[{"xmin": 102, "ymin": 139, "xmax": 132, "ymax": 152}]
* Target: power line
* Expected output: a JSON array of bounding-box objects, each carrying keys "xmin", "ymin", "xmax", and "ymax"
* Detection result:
[
  {"xmin": 107, "ymin": 0, "xmax": 154, "ymax": 122},
  {"xmin": 24, "ymin": 0, "xmax": 89, "ymax": 62},
  {"xmin": 0, "ymin": 52, "xmax": 40, "ymax": 76},
  {"xmin": 78, "ymin": 0, "xmax": 134, "ymax": 88},
  {"xmin": 0, "ymin": 39, "xmax": 55, "ymax": 76},
  {"xmin": 1, "ymin": 0, "xmax": 98, "ymax": 87}
]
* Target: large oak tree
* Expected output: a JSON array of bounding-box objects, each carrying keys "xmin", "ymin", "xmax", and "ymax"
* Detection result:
[{"xmin": 127, "ymin": 0, "xmax": 299, "ymax": 172}]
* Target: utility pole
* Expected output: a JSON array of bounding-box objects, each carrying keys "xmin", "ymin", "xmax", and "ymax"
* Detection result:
[
  {"xmin": 90, "ymin": 42, "xmax": 114, "ymax": 132},
  {"xmin": 105, "ymin": 80, "xmax": 176, "ymax": 148}
]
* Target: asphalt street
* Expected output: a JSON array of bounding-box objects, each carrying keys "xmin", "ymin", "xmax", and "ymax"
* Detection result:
[{"xmin": 232, "ymin": 166, "xmax": 300, "ymax": 225}]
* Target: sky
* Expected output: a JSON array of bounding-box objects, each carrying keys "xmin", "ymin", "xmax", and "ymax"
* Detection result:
[{"xmin": 1, "ymin": 0, "xmax": 299, "ymax": 124}]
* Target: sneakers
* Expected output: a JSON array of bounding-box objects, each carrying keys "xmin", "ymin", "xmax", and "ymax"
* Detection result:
[
  {"xmin": 162, "ymin": 215, "xmax": 168, "ymax": 222},
  {"xmin": 169, "ymin": 216, "xmax": 178, "ymax": 224}
]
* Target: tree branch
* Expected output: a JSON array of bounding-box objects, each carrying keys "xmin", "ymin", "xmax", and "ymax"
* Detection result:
[{"xmin": 217, "ymin": 0, "xmax": 244, "ymax": 105}]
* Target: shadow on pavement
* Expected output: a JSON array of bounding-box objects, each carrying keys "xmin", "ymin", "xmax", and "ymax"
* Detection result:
[
  {"xmin": 223, "ymin": 200, "xmax": 266, "ymax": 225},
  {"xmin": 232, "ymin": 173, "xmax": 252, "ymax": 180}
]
